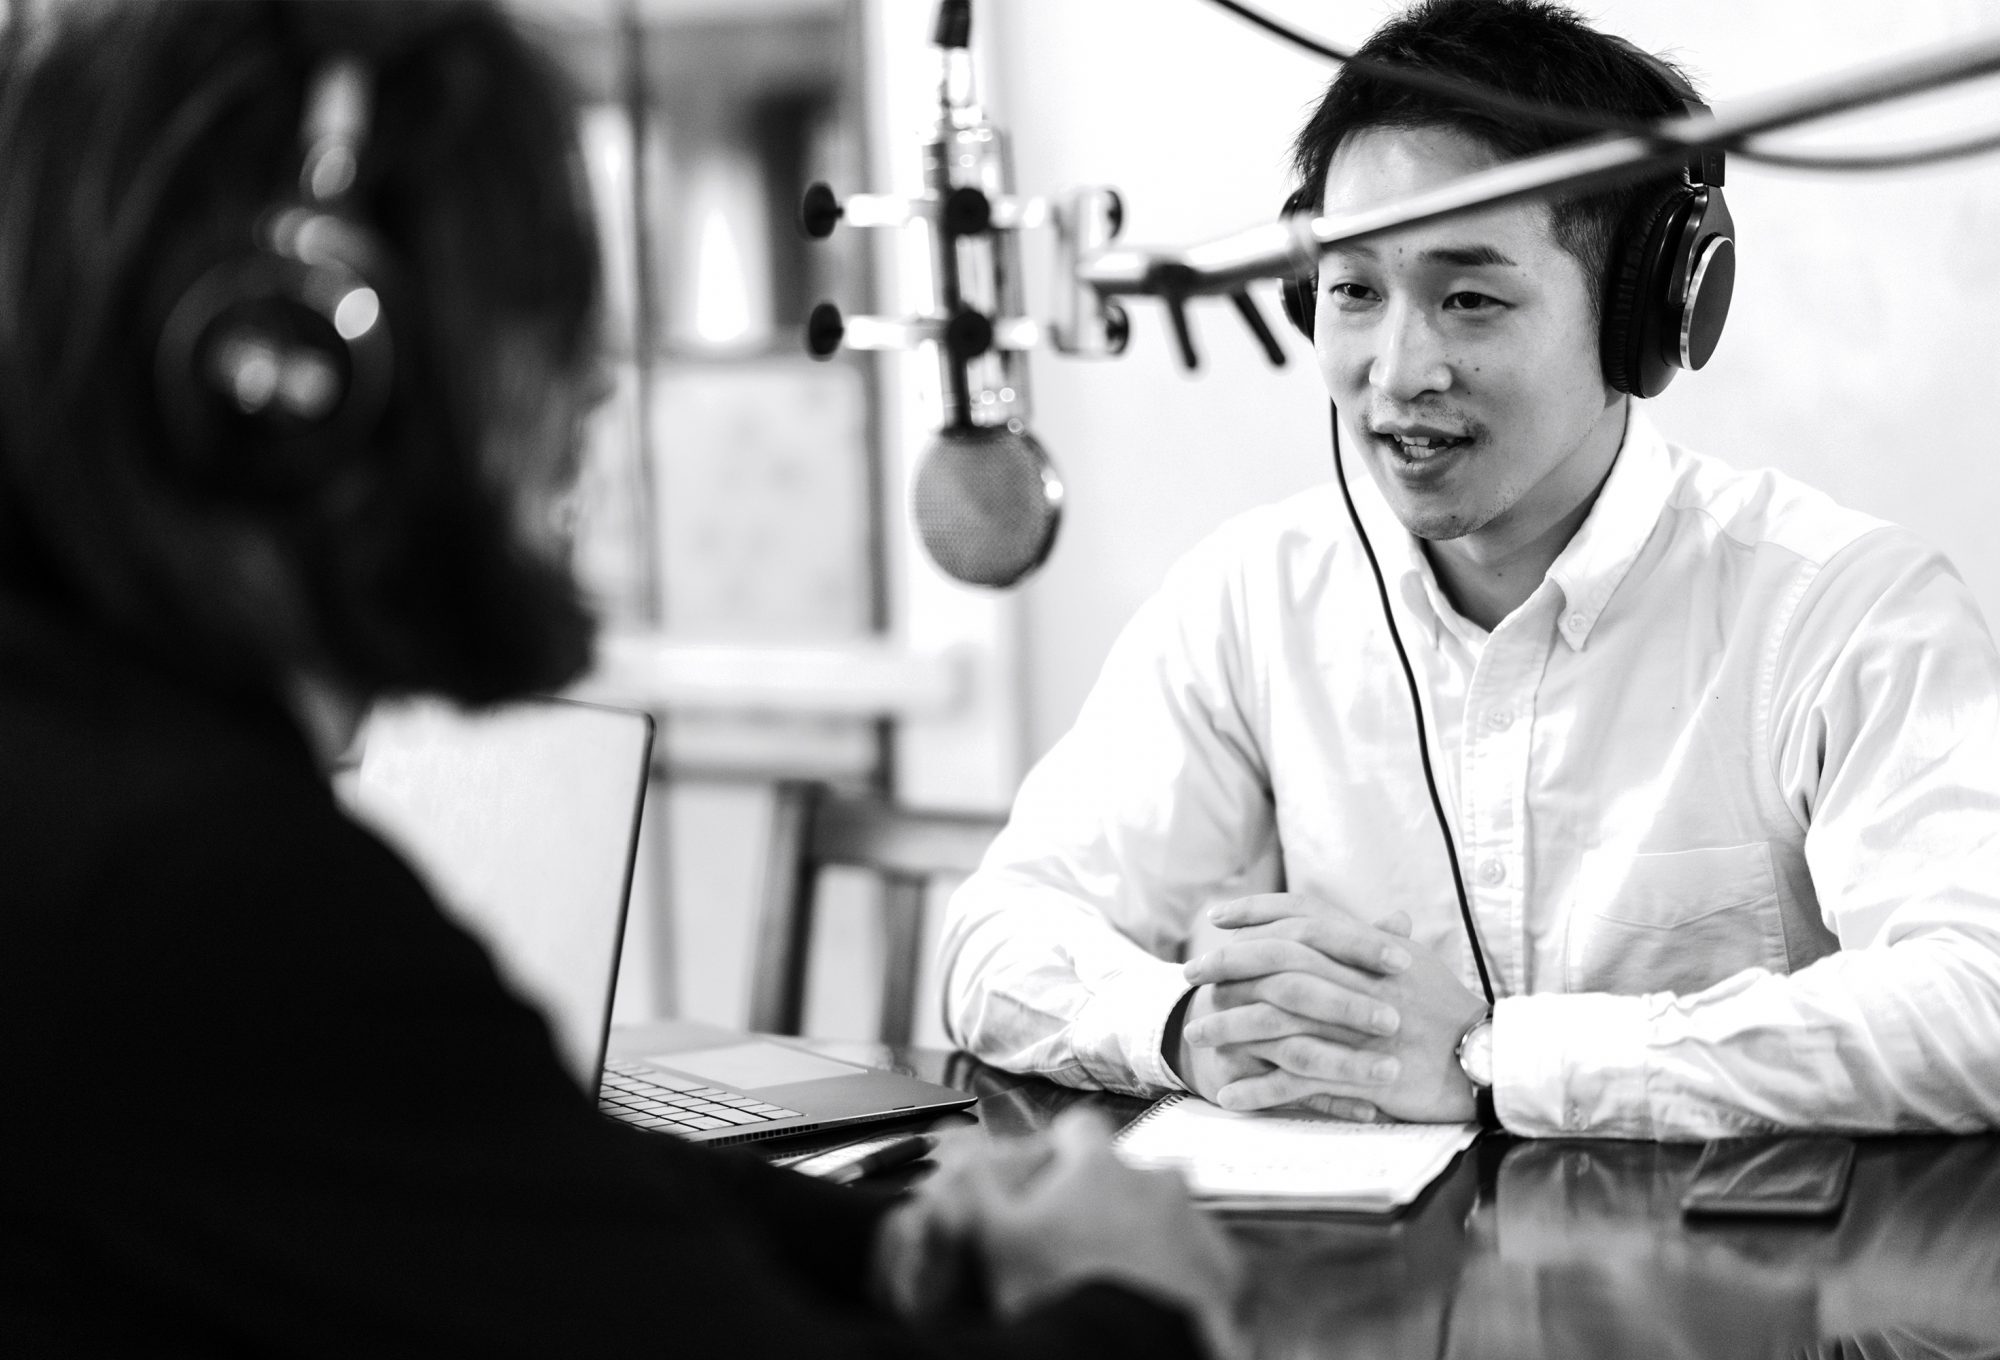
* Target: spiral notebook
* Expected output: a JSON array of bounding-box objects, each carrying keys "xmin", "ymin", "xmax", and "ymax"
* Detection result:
[{"xmin": 1115, "ymin": 1094, "xmax": 1480, "ymax": 1212}]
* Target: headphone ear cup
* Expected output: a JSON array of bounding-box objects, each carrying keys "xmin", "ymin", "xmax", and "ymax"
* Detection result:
[
  {"xmin": 1601, "ymin": 184, "xmax": 1686, "ymax": 398},
  {"xmin": 154, "ymin": 216, "xmax": 393, "ymax": 498},
  {"xmin": 1279, "ymin": 188, "xmax": 1316, "ymax": 340},
  {"xmin": 1673, "ymin": 187, "xmax": 1735, "ymax": 376},
  {"xmin": 1601, "ymin": 183, "xmax": 1735, "ymax": 400},
  {"xmin": 1281, "ymin": 271, "xmax": 1315, "ymax": 339}
]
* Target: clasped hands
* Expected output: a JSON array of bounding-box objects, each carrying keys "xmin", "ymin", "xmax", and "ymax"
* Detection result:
[
  {"xmin": 873, "ymin": 1109, "xmax": 1246, "ymax": 1359},
  {"xmin": 1169, "ymin": 893, "xmax": 1487, "ymax": 1123}
]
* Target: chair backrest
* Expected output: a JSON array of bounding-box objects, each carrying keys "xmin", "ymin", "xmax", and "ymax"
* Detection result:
[{"xmin": 750, "ymin": 780, "xmax": 1004, "ymax": 1046}]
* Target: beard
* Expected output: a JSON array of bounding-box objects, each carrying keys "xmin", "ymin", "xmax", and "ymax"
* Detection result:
[{"xmin": 321, "ymin": 479, "xmax": 600, "ymax": 710}]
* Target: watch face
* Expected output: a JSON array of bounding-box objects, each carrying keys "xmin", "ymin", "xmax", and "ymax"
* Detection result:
[{"xmin": 1462, "ymin": 1019, "xmax": 1495, "ymax": 1088}]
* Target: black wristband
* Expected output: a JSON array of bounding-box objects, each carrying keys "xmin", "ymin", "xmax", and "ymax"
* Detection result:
[{"xmin": 1160, "ymin": 985, "xmax": 1199, "ymax": 1085}]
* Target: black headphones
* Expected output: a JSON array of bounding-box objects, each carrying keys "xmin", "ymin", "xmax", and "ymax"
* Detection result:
[
  {"xmin": 1279, "ymin": 48, "xmax": 1736, "ymax": 399},
  {"xmin": 153, "ymin": 58, "xmax": 395, "ymax": 499}
]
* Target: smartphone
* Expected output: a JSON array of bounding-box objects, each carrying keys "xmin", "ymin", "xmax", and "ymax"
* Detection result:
[{"xmin": 1680, "ymin": 1136, "xmax": 1855, "ymax": 1218}]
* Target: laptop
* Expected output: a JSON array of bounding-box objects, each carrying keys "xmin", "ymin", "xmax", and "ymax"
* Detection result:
[{"xmin": 344, "ymin": 696, "xmax": 974, "ymax": 1147}]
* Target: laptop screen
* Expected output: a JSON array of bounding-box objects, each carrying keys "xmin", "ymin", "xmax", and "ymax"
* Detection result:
[{"xmin": 342, "ymin": 697, "xmax": 654, "ymax": 1086}]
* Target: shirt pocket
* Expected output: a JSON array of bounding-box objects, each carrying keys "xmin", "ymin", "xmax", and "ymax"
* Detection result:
[{"xmin": 1565, "ymin": 843, "xmax": 1787, "ymax": 996}]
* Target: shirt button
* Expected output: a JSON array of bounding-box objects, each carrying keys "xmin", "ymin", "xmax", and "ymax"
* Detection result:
[
  {"xmin": 1486, "ymin": 706, "xmax": 1514, "ymax": 731},
  {"xmin": 1565, "ymin": 611, "xmax": 1587, "ymax": 633},
  {"xmin": 1479, "ymin": 858, "xmax": 1506, "ymax": 885},
  {"xmin": 1565, "ymin": 1102, "xmax": 1582, "ymax": 1129}
]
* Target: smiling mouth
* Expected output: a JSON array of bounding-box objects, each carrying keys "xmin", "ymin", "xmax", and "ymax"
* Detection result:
[{"xmin": 1376, "ymin": 431, "xmax": 1472, "ymax": 464}]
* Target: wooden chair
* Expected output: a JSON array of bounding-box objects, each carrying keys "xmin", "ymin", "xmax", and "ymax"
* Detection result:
[{"xmin": 749, "ymin": 780, "xmax": 1006, "ymax": 1046}]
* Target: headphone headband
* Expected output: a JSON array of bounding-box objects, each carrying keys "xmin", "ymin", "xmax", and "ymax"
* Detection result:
[
  {"xmin": 1603, "ymin": 36, "xmax": 1725, "ymax": 190},
  {"xmin": 1278, "ymin": 42, "xmax": 1736, "ymax": 398}
]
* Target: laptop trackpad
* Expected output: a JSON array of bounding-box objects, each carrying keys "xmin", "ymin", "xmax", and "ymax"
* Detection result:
[{"xmin": 647, "ymin": 1042, "xmax": 860, "ymax": 1090}]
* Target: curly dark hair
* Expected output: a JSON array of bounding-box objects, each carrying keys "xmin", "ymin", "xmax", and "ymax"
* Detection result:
[{"xmin": 0, "ymin": 0, "xmax": 603, "ymax": 706}]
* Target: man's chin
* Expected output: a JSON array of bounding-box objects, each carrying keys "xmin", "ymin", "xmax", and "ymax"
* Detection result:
[{"xmin": 1388, "ymin": 501, "xmax": 1481, "ymax": 543}]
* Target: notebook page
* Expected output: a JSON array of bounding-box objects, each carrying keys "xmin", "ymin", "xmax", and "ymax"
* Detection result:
[{"xmin": 1116, "ymin": 1094, "xmax": 1479, "ymax": 1210}]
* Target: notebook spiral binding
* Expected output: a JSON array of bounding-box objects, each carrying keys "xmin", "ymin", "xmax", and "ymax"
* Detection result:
[{"xmin": 1115, "ymin": 1093, "xmax": 1191, "ymax": 1144}]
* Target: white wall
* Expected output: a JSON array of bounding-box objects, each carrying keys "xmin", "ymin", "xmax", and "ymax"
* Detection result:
[{"xmin": 981, "ymin": 0, "xmax": 2000, "ymax": 757}]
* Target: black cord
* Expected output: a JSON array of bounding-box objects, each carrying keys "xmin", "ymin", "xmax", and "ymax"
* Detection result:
[
  {"xmin": 1326, "ymin": 402, "xmax": 1497, "ymax": 1008},
  {"xmin": 1199, "ymin": 0, "xmax": 1645, "ymax": 138},
  {"xmin": 1199, "ymin": 0, "xmax": 2000, "ymax": 175},
  {"xmin": 1735, "ymin": 127, "xmax": 2000, "ymax": 171}
]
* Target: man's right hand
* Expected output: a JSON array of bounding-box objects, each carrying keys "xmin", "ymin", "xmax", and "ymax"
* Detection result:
[
  {"xmin": 1166, "ymin": 895, "xmax": 1415, "ymax": 1122},
  {"xmin": 1167, "ymin": 984, "xmax": 1380, "ymax": 1123}
]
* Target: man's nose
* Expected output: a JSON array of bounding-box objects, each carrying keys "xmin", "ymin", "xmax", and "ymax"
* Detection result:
[{"xmin": 1369, "ymin": 302, "xmax": 1452, "ymax": 402}]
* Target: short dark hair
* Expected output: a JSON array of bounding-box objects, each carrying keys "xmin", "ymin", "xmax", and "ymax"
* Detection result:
[
  {"xmin": 0, "ymin": 0, "xmax": 602, "ymax": 706},
  {"xmin": 1290, "ymin": 0, "xmax": 1698, "ymax": 319}
]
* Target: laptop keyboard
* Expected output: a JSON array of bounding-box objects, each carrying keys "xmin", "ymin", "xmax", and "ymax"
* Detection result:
[{"xmin": 599, "ymin": 1058, "xmax": 803, "ymax": 1135}]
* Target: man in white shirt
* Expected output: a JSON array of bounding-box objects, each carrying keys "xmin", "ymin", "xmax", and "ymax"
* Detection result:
[{"xmin": 938, "ymin": 0, "xmax": 2000, "ymax": 1140}]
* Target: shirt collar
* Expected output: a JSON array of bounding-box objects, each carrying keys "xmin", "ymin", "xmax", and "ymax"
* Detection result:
[
  {"xmin": 1337, "ymin": 404, "xmax": 1674, "ymax": 653},
  {"xmin": 1542, "ymin": 406, "xmax": 1673, "ymax": 651}
]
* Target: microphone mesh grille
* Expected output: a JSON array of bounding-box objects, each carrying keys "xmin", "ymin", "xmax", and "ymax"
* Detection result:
[{"xmin": 911, "ymin": 424, "xmax": 1062, "ymax": 589}]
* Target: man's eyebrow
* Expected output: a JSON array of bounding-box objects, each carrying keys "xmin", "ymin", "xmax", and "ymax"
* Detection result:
[
  {"xmin": 1428, "ymin": 244, "xmax": 1518, "ymax": 268},
  {"xmin": 1326, "ymin": 242, "xmax": 1520, "ymax": 268}
]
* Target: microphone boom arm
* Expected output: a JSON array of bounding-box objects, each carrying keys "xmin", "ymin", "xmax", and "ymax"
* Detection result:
[{"xmin": 1079, "ymin": 27, "xmax": 2000, "ymax": 300}]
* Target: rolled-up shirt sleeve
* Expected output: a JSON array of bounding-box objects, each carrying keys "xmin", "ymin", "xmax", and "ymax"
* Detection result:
[
  {"xmin": 1495, "ymin": 532, "xmax": 2000, "ymax": 1139},
  {"xmin": 940, "ymin": 529, "xmax": 1282, "ymax": 1095}
]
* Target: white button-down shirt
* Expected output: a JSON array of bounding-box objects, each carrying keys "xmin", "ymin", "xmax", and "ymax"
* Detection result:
[{"xmin": 940, "ymin": 412, "xmax": 2000, "ymax": 1139}]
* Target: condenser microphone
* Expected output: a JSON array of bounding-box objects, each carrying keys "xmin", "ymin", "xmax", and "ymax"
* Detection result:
[
  {"xmin": 906, "ymin": 0, "xmax": 1060, "ymax": 588},
  {"xmin": 805, "ymin": 0, "xmax": 1096, "ymax": 587},
  {"xmin": 913, "ymin": 421, "xmax": 1062, "ymax": 588}
]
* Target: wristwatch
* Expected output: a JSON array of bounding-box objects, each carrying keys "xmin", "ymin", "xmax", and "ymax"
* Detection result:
[
  {"xmin": 1455, "ymin": 1012, "xmax": 1500, "ymax": 1130},
  {"xmin": 1455, "ymin": 1013, "xmax": 1494, "ymax": 1088}
]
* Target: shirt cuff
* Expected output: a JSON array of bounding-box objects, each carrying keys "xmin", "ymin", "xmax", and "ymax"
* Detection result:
[
  {"xmin": 1079, "ymin": 956, "xmax": 1202, "ymax": 1094},
  {"xmin": 1493, "ymin": 991, "xmax": 1657, "ymax": 1138}
]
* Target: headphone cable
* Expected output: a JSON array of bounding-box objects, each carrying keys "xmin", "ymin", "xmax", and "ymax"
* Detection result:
[
  {"xmin": 1327, "ymin": 401, "xmax": 1497, "ymax": 1008},
  {"xmin": 1199, "ymin": 0, "xmax": 1641, "ymax": 138},
  {"xmin": 1198, "ymin": 0, "xmax": 2000, "ymax": 174},
  {"xmin": 1727, "ymin": 126, "xmax": 2000, "ymax": 172}
]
